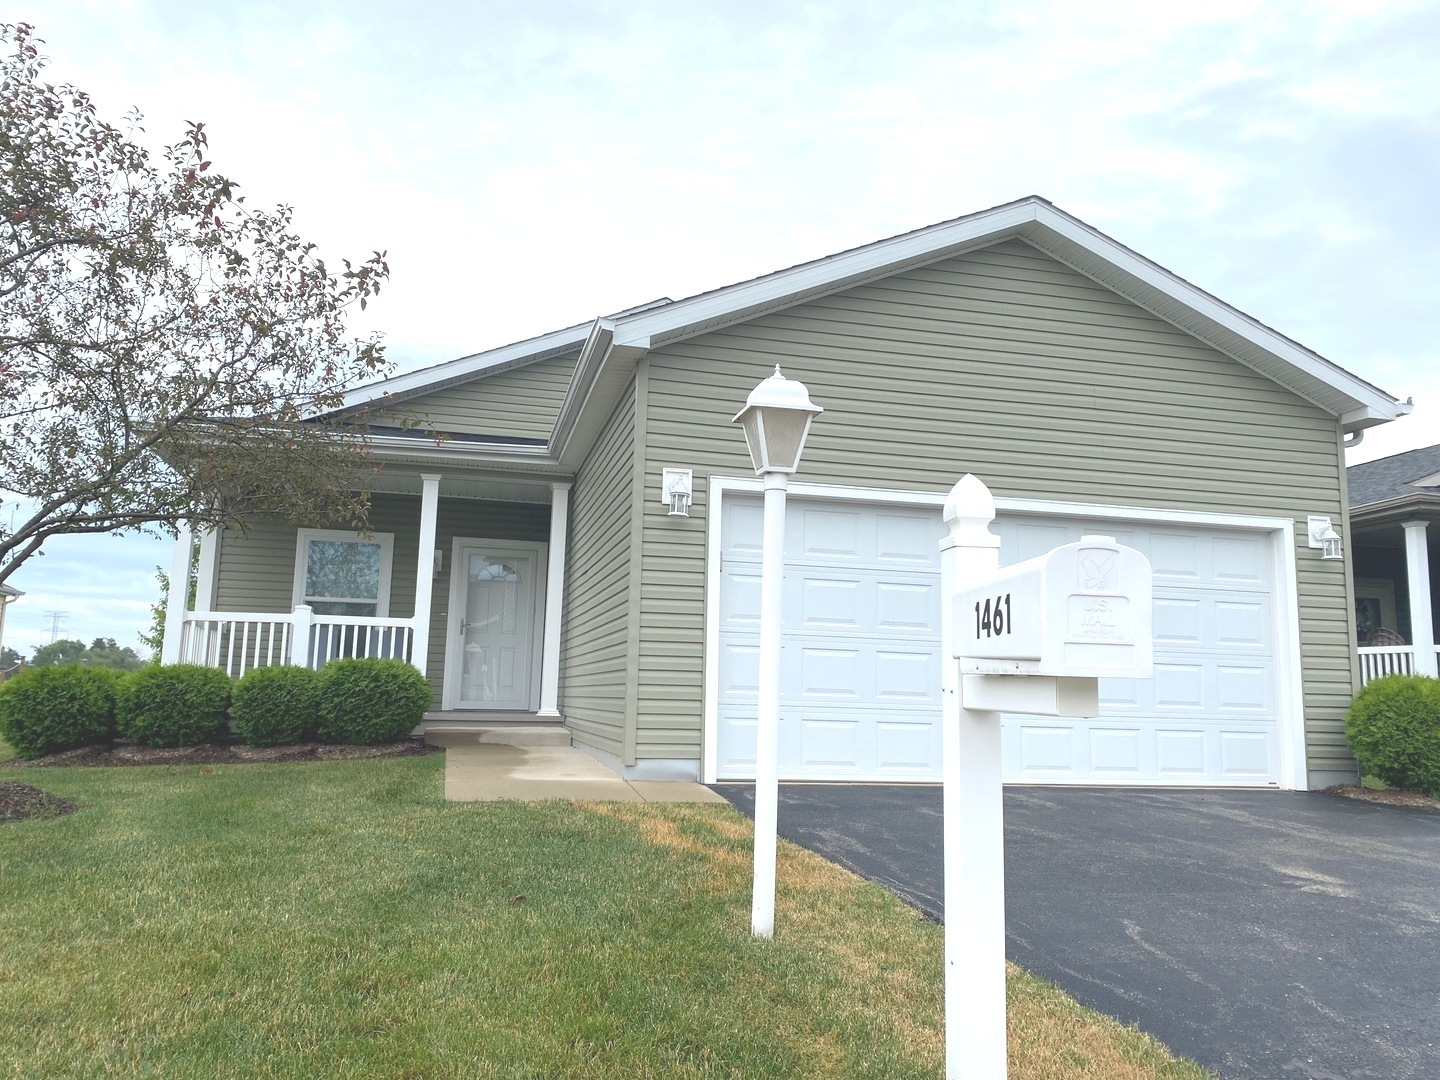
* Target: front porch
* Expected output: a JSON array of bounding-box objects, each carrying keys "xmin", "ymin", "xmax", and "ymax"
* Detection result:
[
  {"xmin": 160, "ymin": 471, "xmax": 575, "ymax": 718},
  {"xmin": 1352, "ymin": 514, "xmax": 1439, "ymax": 685}
]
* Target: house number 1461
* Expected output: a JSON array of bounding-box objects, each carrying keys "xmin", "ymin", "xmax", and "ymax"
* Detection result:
[{"xmin": 975, "ymin": 594, "xmax": 1012, "ymax": 638}]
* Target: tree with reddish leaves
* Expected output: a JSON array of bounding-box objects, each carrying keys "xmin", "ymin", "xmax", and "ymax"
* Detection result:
[{"xmin": 0, "ymin": 22, "xmax": 392, "ymax": 584}]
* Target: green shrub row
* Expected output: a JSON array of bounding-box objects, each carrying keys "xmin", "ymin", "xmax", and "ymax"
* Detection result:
[
  {"xmin": 0, "ymin": 658, "xmax": 430, "ymax": 760},
  {"xmin": 1346, "ymin": 674, "xmax": 1440, "ymax": 798}
]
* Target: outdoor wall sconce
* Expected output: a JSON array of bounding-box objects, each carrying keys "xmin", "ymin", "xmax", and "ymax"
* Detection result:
[
  {"xmin": 434, "ymin": 548, "xmax": 445, "ymax": 577},
  {"xmin": 1307, "ymin": 515, "xmax": 1344, "ymax": 561},
  {"xmin": 662, "ymin": 468, "xmax": 693, "ymax": 517}
]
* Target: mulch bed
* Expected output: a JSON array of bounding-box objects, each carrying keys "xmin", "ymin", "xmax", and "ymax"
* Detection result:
[
  {"xmin": 1325, "ymin": 784, "xmax": 1440, "ymax": 812},
  {"xmin": 0, "ymin": 780, "xmax": 77, "ymax": 823},
  {"xmin": 2, "ymin": 739, "xmax": 439, "ymax": 769}
]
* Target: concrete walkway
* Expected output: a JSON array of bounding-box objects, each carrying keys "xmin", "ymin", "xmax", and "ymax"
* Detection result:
[{"xmin": 444, "ymin": 743, "xmax": 727, "ymax": 803}]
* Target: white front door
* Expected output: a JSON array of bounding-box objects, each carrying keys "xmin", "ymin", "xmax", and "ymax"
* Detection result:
[{"xmin": 444, "ymin": 539, "xmax": 547, "ymax": 711}]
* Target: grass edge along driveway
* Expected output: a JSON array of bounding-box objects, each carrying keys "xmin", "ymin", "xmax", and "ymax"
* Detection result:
[{"xmin": 0, "ymin": 751, "xmax": 1209, "ymax": 1079}]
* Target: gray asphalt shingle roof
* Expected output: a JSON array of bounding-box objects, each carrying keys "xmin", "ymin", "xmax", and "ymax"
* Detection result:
[{"xmin": 1348, "ymin": 443, "xmax": 1440, "ymax": 508}]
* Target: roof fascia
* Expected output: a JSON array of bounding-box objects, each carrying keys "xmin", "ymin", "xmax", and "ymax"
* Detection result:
[
  {"xmin": 1020, "ymin": 207, "xmax": 1402, "ymax": 425},
  {"xmin": 366, "ymin": 433, "xmax": 560, "ymax": 472},
  {"xmin": 598, "ymin": 196, "xmax": 1400, "ymax": 429},
  {"xmin": 339, "ymin": 322, "xmax": 591, "ymax": 410},
  {"xmin": 611, "ymin": 199, "xmax": 1041, "ymax": 349},
  {"xmin": 1350, "ymin": 491, "xmax": 1440, "ymax": 521},
  {"xmin": 550, "ymin": 319, "xmax": 615, "ymax": 461}
]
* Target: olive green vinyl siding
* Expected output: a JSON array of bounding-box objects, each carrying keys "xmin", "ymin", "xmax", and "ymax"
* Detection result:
[
  {"xmin": 637, "ymin": 238, "xmax": 1355, "ymax": 778},
  {"xmin": 214, "ymin": 493, "xmax": 550, "ymax": 705},
  {"xmin": 371, "ymin": 352, "xmax": 580, "ymax": 439},
  {"xmin": 560, "ymin": 376, "xmax": 637, "ymax": 758}
]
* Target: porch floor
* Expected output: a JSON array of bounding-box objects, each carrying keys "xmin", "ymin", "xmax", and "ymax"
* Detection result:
[
  {"xmin": 420, "ymin": 711, "xmax": 570, "ymax": 749},
  {"xmin": 443, "ymin": 744, "xmax": 727, "ymax": 804}
]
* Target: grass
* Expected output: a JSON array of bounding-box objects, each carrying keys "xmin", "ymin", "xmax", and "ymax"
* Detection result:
[{"xmin": 0, "ymin": 753, "xmax": 1210, "ymax": 1079}]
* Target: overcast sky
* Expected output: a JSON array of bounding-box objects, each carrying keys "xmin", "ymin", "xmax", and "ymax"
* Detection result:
[{"xmin": 4, "ymin": 0, "xmax": 1438, "ymax": 656}]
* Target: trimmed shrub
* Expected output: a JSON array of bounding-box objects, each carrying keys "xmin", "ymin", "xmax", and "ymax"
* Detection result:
[
  {"xmin": 0, "ymin": 665, "xmax": 121, "ymax": 759},
  {"xmin": 117, "ymin": 664, "xmax": 233, "ymax": 748},
  {"xmin": 315, "ymin": 658, "xmax": 430, "ymax": 745},
  {"xmin": 232, "ymin": 665, "xmax": 321, "ymax": 747},
  {"xmin": 1345, "ymin": 674, "xmax": 1440, "ymax": 797}
]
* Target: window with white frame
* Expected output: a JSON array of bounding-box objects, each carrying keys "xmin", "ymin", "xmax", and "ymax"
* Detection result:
[{"xmin": 293, "ymin": 530, "xmax": 394, "ymax": 617}]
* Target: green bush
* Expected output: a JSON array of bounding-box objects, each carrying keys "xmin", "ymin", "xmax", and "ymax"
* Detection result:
[
  {"xmin": 315, "ymin": 658, "xmax": 430, "ymax": 745},
  {"xmin": 117, "ymin": 664, "xmax": 233, "ymax": 748},
  {"xmin": 232, "ymin": 665, "xmax": 321, "ymax": 747},
  {"xmin": 0, "ymin": 665, "xmax": 121, "ymax": 759},
  {"xmin": 1345, "ymin": 674, "xmax": 1440, "ymax": 797}
]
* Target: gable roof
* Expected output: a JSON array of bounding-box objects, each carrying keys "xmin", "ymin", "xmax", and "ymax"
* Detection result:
[
  {"xmin": 344, "ymin": 196, "xmax": 1410, "ymax": 468},
  {"xmin": 1348, "ymin": 443, "xmax": 1440, "ymax": 512}
]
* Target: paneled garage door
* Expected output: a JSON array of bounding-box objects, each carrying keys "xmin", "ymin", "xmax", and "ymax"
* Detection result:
[{"xmin": 714, "ymin": 495, "xmax": 1280, "ymax": 786}]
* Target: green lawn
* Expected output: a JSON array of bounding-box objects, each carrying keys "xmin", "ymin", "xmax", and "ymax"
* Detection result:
[{"xmin": 0, "ymin": 751, "xmax": 1208, "ymax": 1079}]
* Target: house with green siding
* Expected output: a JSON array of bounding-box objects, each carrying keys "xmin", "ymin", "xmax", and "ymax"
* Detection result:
[{"xmin": 161, "ymin": 196, "xmax": 1409, "ymax": 790}]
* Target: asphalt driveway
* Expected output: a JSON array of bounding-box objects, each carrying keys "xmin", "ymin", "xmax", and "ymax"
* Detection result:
[{"xmin": 713, "ymin": 784, "xmax": 1440, "ymax": 1080}]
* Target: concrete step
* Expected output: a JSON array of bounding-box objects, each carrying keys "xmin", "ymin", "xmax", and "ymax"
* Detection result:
[{"xmin": 423, "ymin": 725, "xmax": 571, "ymax": 749}]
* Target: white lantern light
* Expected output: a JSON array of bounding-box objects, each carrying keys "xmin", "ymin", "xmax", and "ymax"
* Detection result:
[
  {"xmin": 732, "ymin": 366, "xmax": 824, "ymax": 475},
  {"xmin": 1308, "ymin": 515, "xmax": 1344, "ymax": 561}
]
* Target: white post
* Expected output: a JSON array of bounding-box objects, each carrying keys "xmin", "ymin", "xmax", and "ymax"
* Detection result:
[
  {"xmin": 539, "ymin": 481, "xmax": 572, "ymax": 717},
  {"xmin": 411, "ymin": 474, "xmax": 442, "ymax": 676},
  {"xmin": 1403, "ymin": 521, "xmax": 1437, "ymax": 678},
  {"xmin": 940, "ymin": 475, "xmax": 1007, "ymax": 1080},
  {"xmin": 291, "ymin": 604, "xmax": 314, "ymax": 667},
  {"xmin": 194, "ymin": 529, "xmax": 220, "ymax": 613},
  {"xmin": 751, "ymin": 470, "xmax": 789, "ymax": 939},
  {"xmin": 160, "ymin": 525, "xmax": 195, "ymax": 664}
]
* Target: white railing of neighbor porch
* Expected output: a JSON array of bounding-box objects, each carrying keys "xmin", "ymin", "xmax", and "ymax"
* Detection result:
[
  {"xmin": 1357, "ymin": 645, "xmax": 1414, "ymax": 685},
  {"xmin": 176, "ymin": 605, "xmax": 415, "ymax": 679}
]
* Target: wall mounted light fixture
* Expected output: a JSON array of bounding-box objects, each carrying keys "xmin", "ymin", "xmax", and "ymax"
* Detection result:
[
  {"xmin": 662, "ymin": 468, "xmax": 693, "ymax": 517},
  {"xmin": 1307, "ymin": 515, "xmax": 1343, "ymax": 561}
]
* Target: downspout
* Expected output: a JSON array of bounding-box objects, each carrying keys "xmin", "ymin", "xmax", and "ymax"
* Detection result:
[{"xmin": 1343, "ymin": 429, "xmax": 1364, "ymax": 448}]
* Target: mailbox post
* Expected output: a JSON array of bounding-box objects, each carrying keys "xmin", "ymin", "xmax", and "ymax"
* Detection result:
[{"xmin": 940, "ymin": 475, "xmax": 1153, "ymax": 1079}]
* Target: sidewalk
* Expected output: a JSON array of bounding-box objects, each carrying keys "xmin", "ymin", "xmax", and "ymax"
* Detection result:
[{"xmin": 444, "ymin": 743, "xmax": 728, "ymax": 804}]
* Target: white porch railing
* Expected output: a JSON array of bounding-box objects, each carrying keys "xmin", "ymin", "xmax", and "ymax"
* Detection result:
[
  {"xmin": 1358, "ymin": 645, "xmax": 1415, "ymax": 685},
  {"xmin": 177, "ymin": 605, "xmax": 416, "ymax": 679}
]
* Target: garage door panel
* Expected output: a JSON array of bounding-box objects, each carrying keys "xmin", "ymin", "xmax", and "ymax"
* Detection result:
[
  {"xmin": 715, "ymin": 494, "xmax": 1280, "ymax": 786},
  {"xmin": 796, "ymin": 647, "xmax": 863, "ymax": 699},
  {"xmin": 1219, "ymin": 730, "xmax": 1273, "ymax": 777},
  {"xmin": 1155, "ymin": 729, "xmax": 1208, "ymax": 776},
  {"xmin": 1216, "ymin": 665, "xmax": 1269, "ymax": 712},
  {"xmin": 875, "ymin": 721, "xmax": 935, "ymax": 769},
  {"xmin": 799, "ymin": 507, "xmax": 861, "ymax": 559},
  {"xmin": 1154, "ymin": 597, "xmax": 1204, "ymax": 644},
  {"xmin": 1089, "ymin": 727, "xmax": 1143, "ymax": 776},
  {"xmin": 875, "ymin": 581, "xmax": 937, "ymax": 631},
  {"xmin": 876, "ymin": 512, "xmax": 944, "ymax": 564},
  {"xmin": 875, "ymin": 650, "xmax": 940, "ymax": 702},
  {"xmin": 1214, "ymin": 600, "xmax": 1268, "ymax": 646},
  {"xmin": 798, "ymin": 577, "xmax": 862, "ymax": 628}
]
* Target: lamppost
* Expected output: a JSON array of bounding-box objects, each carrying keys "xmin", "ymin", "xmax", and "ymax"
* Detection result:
[{"xmin": 732, "ymin": 365, "xmax": 823, "ymax": 939}]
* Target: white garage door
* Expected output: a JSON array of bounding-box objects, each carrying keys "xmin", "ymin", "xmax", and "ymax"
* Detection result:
[{"xmin": 714, "ymin": 495, "xmax": 1280, "ymax": 786}]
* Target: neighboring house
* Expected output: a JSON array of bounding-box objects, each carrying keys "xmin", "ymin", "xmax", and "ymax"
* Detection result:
[
  {"xmin": 1347, "ymin": 444, "xmax": 1440, "ymax": 682},
  {"xmin": 0, "ymin": 583, "xmax": 20, "ymax": 670},
  {"xmin": 160, "ymin": 196, "xmax": 1410, "ymax": 790}
]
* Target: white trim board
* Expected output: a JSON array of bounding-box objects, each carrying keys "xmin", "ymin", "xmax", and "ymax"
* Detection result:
[{"xmin": 701, "ymin": 475, "xmax": 1309, "ymax": 790}]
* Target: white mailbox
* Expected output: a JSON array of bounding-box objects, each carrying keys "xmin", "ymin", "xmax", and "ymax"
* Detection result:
[{"xmin": 954, "ymin": 534, "xmax": 1153, "ymax": 680}]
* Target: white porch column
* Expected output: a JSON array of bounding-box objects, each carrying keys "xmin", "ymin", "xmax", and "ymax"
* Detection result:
[
  {"xmin": 160, "ymin": 524, "xmax": 195, "ymax": 664},
  {"xmin": 538, "ymin": 481, "xmax": 571, "ymax": 717},
  {"xmin": 411, "ymin": 474, "xmax": 442, "ymax": 677},
  {"xmin": 194, "ymin": 529, "xmax": 220, "ymax": 613},
  {"xmin": 1403, "ymin": 521, "xmax": 1437, "ymax": 678}
]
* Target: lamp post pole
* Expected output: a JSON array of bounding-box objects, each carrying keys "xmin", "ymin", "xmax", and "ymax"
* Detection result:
[
  {"xmin": 752, "ymin": 468, "xmax": 788, "ymax": 938},
  {"xmin": 733, "ymin": 365, "xmax": 822, "ymax": 940}
]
